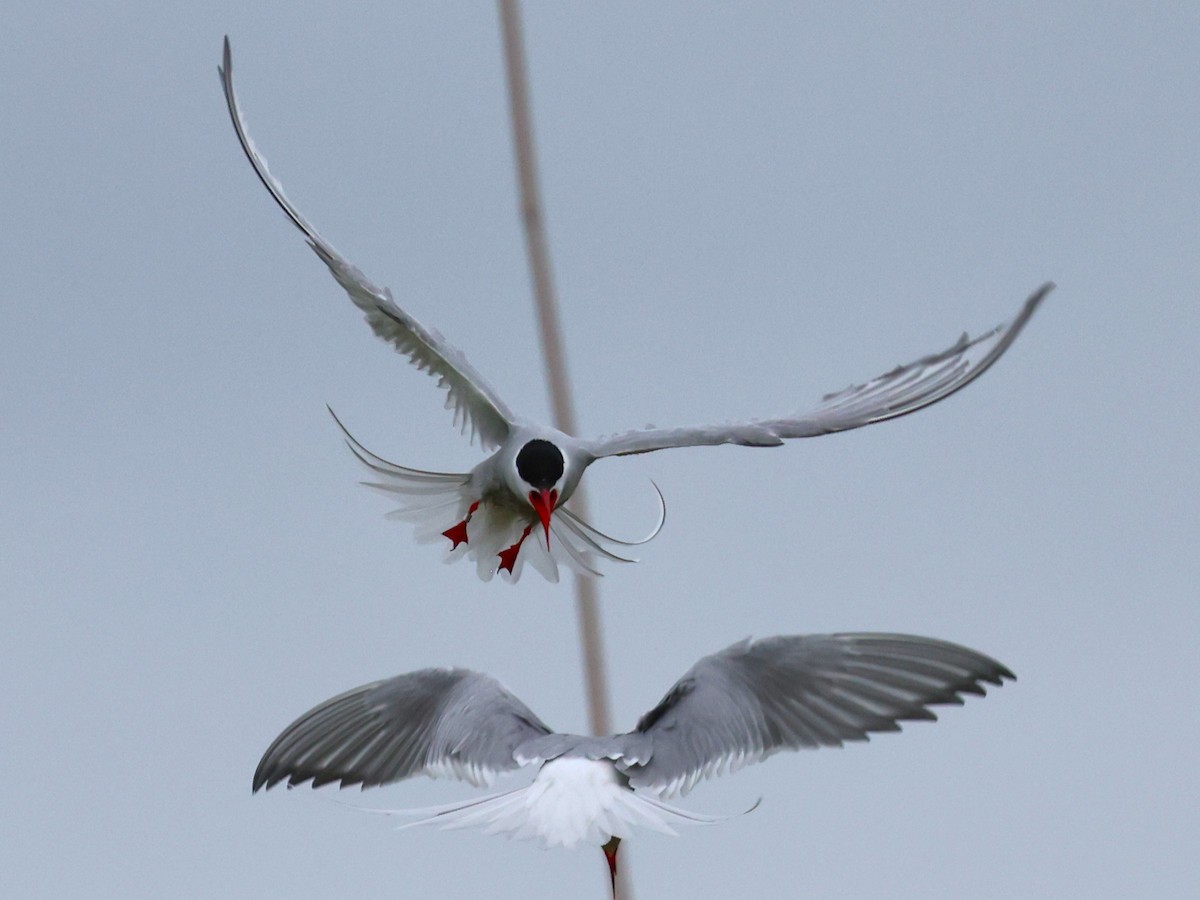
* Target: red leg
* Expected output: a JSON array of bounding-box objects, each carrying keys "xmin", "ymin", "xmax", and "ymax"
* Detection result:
[
  {"xmin": 497, "ymin": 524, "xmax": 534, "ymax": 574},
  {"xmin": 441, "ymin": 501, "xmax": 480, "ymax": 549},
  {"xmin": 602, "ymin": 838, "xmax": 620, "ymax": 897}
]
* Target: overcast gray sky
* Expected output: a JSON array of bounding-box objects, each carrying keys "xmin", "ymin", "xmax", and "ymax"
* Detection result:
[{"xmin": 3, "ymin": 2, "xmax": 1197, "ymax": 898}]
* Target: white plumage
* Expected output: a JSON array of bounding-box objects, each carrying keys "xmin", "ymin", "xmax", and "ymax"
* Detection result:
[
  {"xmin": 221, "ymin": 38, "xmax": 1051, "ymax": 582},
  {"xmin": 254, "ymin": 633, "xmax": 1013, "ymax": 880},
  {"xmin": 397, "ymin": 757, "xmax": 702, "ymax": 849}
]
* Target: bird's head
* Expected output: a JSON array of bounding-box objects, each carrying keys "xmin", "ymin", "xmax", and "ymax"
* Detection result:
[{"xmin": 513, "ymin": 439, "xmax": 566, "ymax": 549}]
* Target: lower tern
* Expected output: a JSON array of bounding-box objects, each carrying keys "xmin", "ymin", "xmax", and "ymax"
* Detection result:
[
  {"xmin": 221, "ymin": 38, "xmax": 1052, "ymax": 582},
  {"xmin": 254, "ymin": 632, "xmax": 1012, "ymax": 891}
]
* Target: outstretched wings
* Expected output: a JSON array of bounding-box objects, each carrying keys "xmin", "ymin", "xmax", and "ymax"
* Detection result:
[
  {"xmin": 220, "ymin": 38, "xmax": 517, "ymax": 450},
  {"xmin": 623, "ymin": 633, "xmax": 1013, "ymax": 797},
  {"xmin": 586, "ymin": 284, "xmax": 1051, "ymax": 458},
  {"xmin": 253, "ymin": 668, "xmax": 553, "ymax": 791}
]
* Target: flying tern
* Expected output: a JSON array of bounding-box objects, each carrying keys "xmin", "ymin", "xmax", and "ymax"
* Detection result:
[
  {"xmin": 221, "ymin": 38, "xmax": 1052, "ymax": 582},
  {"xmin": 254, "ymin": 632, "xmax": 1012, "ymax": 892}
]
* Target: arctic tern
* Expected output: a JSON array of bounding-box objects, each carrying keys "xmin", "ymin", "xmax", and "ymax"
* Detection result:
[
  {"xmin": 254, "ymin": 632, "xmax": 1012, "ymax": 892},
  {"xmin": 221, "ymin": 39, "xmax": 1051, "ymax": 582}
]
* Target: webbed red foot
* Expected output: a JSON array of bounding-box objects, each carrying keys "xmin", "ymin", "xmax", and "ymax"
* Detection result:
[
  {"xmin": 497, "ymin": 524, "xmax": 534, "ymax": 574},
  {"xmin": 442, "ymin": 501, "xmax": 480, "ymax": 549}
]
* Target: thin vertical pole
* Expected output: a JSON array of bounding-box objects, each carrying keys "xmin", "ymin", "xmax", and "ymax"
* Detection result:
[
  {"xmin": 495, "ymin": 4, "xmax": 632, "ymax": 896},
  {"xmin": 496, "ymin": 0, "xmax": 612, "ymax": 737}
]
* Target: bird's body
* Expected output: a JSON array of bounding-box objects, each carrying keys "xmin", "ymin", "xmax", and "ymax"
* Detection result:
[
  {"xmin": 401, "ymin": 755, "xmax": 697, "ymax": 850},
  {"xmin": 221, "ymin": 39, "xmax": 1052, "ymax": 582},
  {"xmin": 254, "ymin": 632, "xmax": 1013, "ymax": 883},
  {"xmin": 466, "ymin": 756, "xmax": 635, "ymax": 849}
]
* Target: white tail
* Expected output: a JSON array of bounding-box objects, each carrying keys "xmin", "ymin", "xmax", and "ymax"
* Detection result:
[{"xmin": 380, "ymin": 758, "xmax": 733, "ymax": 848}]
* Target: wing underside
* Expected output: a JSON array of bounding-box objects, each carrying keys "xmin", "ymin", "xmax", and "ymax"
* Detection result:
[
  {"xmin": 587, "ymin": 284, "xmax": 1051, "ymax": 458},
  {"xmin": 220, "ymin": 38, "xmax": 516, "ymax": 449}
]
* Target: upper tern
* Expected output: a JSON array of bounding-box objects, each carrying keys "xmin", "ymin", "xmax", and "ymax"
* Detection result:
[{"xmin": 220, "ymin": 38, "xmax": 1052, "ymax": 582}]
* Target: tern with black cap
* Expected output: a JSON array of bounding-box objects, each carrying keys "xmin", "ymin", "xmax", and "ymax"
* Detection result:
[{"xmin": 221, "ymin": 38, "xmax": 1052, "ymax": 582}]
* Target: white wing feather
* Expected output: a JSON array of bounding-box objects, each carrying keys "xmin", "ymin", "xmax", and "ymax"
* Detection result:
[
  {"xmin": 220, "ymin": 39, "xmax": 516, "ymax": 450},
  {"xmin": 586, "ymin": 284, "xmax": 1051, "ymax": 458}
]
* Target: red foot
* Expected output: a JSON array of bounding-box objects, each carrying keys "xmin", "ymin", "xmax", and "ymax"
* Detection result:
[
  {"xmin": 602, "ymin": 837, "xmax": 620, "ymax": 897},
  {"xmin": 442, "ymin": 521, "xmax": 469, "ymax": 549},
  {"xmin": 497, "ymin": 524, "xmax": 534, "ymax": 574},
  {"xmin": 441, "ymin": 501, "xmax": 480, "ymax": 549}
]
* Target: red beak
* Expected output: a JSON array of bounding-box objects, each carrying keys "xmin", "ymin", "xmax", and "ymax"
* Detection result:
[{"xmin": 528, "ymin": 489, "xmax": 557, "ymax": 550}]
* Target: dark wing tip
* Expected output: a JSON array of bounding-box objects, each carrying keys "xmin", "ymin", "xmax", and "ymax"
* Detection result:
[
  {"xmin": 251, "ymin": 761, "xmax": 284, "ymax": 794},
  {"xmin": 990, "ymin": 660, "xmax": 1018, "ymax": 684},
  {"xmin": 252, "ymin": 759, "xmax": 321, "ymax": 794},
  {"xmin": 1018, "ymin": 281, "xmax": 1054, "ymax": 324},
  {"xmin": 253, "ymin": 766, "xmax": 375, "ymax": 794}
]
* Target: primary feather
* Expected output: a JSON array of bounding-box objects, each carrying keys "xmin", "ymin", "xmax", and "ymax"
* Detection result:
[
  {"xmin": 585, "ymin": 283, "xmax": 1051, "ymax": 458},
  {"xmin": 219, "ymin": 38, "xmax": 517, "ymax": 450}
]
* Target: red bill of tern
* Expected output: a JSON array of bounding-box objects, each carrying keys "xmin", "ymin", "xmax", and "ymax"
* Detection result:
[{"xmin": 220, "ymin": 38, "xmax": 1052, "ymax": 582}]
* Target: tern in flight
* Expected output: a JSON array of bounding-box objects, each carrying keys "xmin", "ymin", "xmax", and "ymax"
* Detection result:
[
  {"xmin": 221, "ymin": 39, "xmax": 1052, "ymax": 582},
  {"xmin": 254, "ymin": 632, "xmax": 1012, "ymax": 892}
]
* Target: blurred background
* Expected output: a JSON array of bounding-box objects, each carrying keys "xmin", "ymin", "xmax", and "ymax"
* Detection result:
[{"xmin": 2, "ymin": 2, "xmax": 1197, "ymax": 897}]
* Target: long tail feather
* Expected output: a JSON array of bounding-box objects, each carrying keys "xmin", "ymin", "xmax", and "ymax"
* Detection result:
[
  {"xmin": 340, "ymin": 759, "xmax": 745, "ymax": 849},
  {"xmin": 557, "ymin": 482, "xmax": 666, "ymax": 548},
  {"xmin": 328, "ymin": 406, "xmax": 469, "ymax": 483}
]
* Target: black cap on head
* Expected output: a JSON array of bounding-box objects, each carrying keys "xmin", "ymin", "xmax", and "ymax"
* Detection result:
[{"xmin": 515, "ymin": 440, "xmax": 564, "ymax": 490}]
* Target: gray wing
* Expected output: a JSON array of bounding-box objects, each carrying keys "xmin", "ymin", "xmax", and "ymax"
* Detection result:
[
  {"xmin": 253, "ymin": 668, "xmax": 553, "ymax": 791},
  {"xmin": 621, "ymin": 633, "xmax": 1013, "ymax": 797},
  {"xmin": 219, "ymin": 38, "xmax": 516, "ymax": 450},
  {"xmin": 586, "ymin": 284, "xmax": 1051, "ymax": 458}
]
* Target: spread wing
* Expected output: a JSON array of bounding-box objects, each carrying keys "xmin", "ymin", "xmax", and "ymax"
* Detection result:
[
  {"xmin": 220, "ymin": 38, "xmax": 517, "ymax": 450},
  {"xmin": 253, "ymin": 668, "xmax": 553, "ymax": 791},
  {"xmin": 586, "ymin": 284, "xmax": 1051, "ymax": 458},
  {"xmin": 622, "ymin": 633, "xmax": 1013, "ymax": 797}
]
